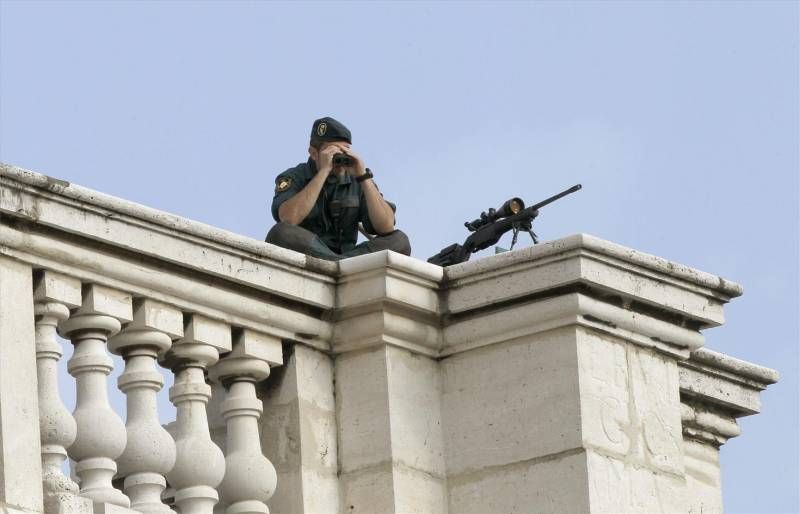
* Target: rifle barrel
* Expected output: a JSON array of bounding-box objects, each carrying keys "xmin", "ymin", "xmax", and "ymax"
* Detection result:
[{"xmin": 530, "ymin": 184, "xmax": 582, "ymax": 211}]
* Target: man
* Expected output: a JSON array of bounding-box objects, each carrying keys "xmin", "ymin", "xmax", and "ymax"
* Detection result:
[{"xmin": 266, "ymin": 117, "xmax": 411, "ymax": 260}]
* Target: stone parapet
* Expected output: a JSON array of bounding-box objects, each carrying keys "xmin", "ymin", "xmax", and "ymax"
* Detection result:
[{"xmin": 0, "ymin": 163, "xmax": 779, "ymax": 514}]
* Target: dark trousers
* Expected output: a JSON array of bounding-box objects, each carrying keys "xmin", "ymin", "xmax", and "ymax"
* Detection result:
[{"xmin": 266, "ymin": 222, "xmax": 411, "ymax": 261}]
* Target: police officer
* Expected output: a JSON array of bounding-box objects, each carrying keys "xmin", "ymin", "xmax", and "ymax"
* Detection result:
[{"xmin": 266, "ymin": 117, "xmax": 411, "ymax": 260}]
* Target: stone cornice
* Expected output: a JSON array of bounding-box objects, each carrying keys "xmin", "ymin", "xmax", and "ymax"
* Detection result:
[
  {"xmin": 679, "ymin": 348, "xmax": 778, "ymax": 417},
  {"xmin": 442, "ymin": 234, "xmax": 741, "ymax": 329}
]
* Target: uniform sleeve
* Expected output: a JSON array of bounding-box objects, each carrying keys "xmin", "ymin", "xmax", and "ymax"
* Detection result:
[
  {"xmin": 359, "ymin": 190, "xmax": 397, "ymax": 235},
  {"xmin": 271, "ymin": 170, "xmax": 305, "ymax": 222}
]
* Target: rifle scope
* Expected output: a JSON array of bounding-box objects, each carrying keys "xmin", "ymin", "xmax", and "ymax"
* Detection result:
[{"xmin": 464, "ymin": 197, "xmax": 525, "ymax": 232}]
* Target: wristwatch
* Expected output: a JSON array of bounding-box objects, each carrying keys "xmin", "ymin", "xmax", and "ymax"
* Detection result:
[{"xmin": 355, "ymin": 168, "xmax": 374, "ymax": 183}]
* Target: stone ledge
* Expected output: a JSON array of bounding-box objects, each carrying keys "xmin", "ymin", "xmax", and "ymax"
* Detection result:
[
  {"xmin": 442, "ymin": 234, "xmax": 741, "ymax": 329},
  {"xmin": 686, "ymin": 348, "xmax": 780, "ymax": 385},
  {"xmin": 679, "ymin": 348, "xmax": 778, "ymax": 417}
]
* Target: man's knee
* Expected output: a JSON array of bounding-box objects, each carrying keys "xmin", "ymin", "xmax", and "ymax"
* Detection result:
[
  {"xmin": 266, "ymin": 222, "xmax": 311, "ymax": 252},
  {"xmin": 376, "ymin": 229, "xmax": 411, "ymax": 256},
  {"xmin": 266, "ymin": 222, "xmax": 286, "ymax": 243},
  {"xmin": 267, "ymin": 222, "xmax": 304, "ymax": 245},
  {"xmin": 266, "ymin": 222, "xmax": 341, "ymax": 261},
  {"xmin": 390, "ymin": 230, "xmax": 412, "ymax": 255}
]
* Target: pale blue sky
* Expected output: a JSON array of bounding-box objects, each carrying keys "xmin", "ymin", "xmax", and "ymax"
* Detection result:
[{"xmin": 1, "ymin": 1, "xmax": 797, "ymax": 512}]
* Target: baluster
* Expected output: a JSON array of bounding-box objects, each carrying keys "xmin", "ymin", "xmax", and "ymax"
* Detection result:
[
  {"xmin": 161, "ymin": 314, "xmax": 231, "ymax": 514},
  {"xmin": 109, "ymin": 298, "xmax": 182, "ymax": 513},
  {"xmin": 210, "ymin": 330, "xmax": 281, "ymax": 514},
  {"xmin": 33, "ymin": 271, "xmax": 84, "ymax": 513},
  {"xmin": 59, "ymin": 284, "xmax": 133, "ymax": 508}
]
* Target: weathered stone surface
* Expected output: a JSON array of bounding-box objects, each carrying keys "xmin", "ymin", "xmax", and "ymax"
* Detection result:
[
  {"xmin": 680, "ymin": 348, "xmax": 779, "ymax": 415},
  {"xmin": 339, "ymin": 463, "xmax": 448, "ymax": 514},
  {"xmin": 443, "ymin": 292, "xmax": 704, "ymax": 358},
  {"xmin": 33, "ymin": 270, "xmax": 81, "ymax": 308},
  {"xmin": 337, "ymin": 251, "xmax": 441, "ymax": 311},
  {"xmin": 336, "ymin": 345, "xmax": 447, "ymax": 514},
  {"xmin": 72, "ymin": 283, "xmax": 133, "ymax": 322},
  {"xmin": 33, "ymin": 272, "xmax": 82, "ymax": 512},
  {"xmin": 683, "ymin": 439, "xmax": 723, "ymax": 514},
  {"xmin": 336, "ymin": 347, "xmax": 393, "ymax": 473},
  {"xmin": 128, "ymin": 298, "xmax": 184, "ymax": 339},
  {"xmin": 390, "ymin": 464, "xmax": 447, "ymax": 514},
  {"xmin": 261, "ymin": 345, "xmax": 339, "ymax": 514},
  {"xmin": 339, "ymin": 467, "xmax": 395, "ymax": 514},
  {"xmin": 179, "ymin": 314, "xmax": 232, "ymax": 354},
  {"xmin": 334, "ymin": 251, "xmax": 441, "ymax": 357},
  {"xmin": 90, "ymin": 503, "xmax": 142, "ymax": 514},
  {"xmin": 577, "ymin": 328, "xmax": 684, "ymax": 477},
  {"xmin": 386, "ymin": 347, "xmax": 445, "ymax": 479},
  {"xmin": 447, "ymin": 450, "xmax": 589, "ymax": 514},
  {"xmin": 585, "ymin": 449, "xmax": 687, "ymax": 513},
  {"xmin": 0, "ymin": 256, "xmax": 44, "ymax": 513},
  {"xmin": 442, "ymin": 328, "xmax": 582, "ymax": 475}
]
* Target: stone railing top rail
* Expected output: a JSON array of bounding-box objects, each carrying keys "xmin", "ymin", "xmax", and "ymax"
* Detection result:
[{"xmin": 0, "ymin": 163, "xmax": 337, "ymax": 273}]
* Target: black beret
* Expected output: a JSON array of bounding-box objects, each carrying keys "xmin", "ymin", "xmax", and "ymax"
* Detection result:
[{"xmin": 310, "ymin": 117, "xmax": 352, "ymax": 144}]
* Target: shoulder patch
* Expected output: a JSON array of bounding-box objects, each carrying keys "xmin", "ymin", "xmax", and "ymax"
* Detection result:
[{"xmin": 275, "ymin": 177, "xmax": 293, "ymax": 193}]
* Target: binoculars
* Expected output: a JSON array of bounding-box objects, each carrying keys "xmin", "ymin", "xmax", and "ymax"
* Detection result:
[{"xmin": 333, "ymin": 154, "xmax": 353, "ymax": 167}]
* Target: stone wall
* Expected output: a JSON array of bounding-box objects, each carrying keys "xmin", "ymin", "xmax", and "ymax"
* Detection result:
[{"xmin": 0, "ymin": 163, "xmax": 779, "ymax": 514}]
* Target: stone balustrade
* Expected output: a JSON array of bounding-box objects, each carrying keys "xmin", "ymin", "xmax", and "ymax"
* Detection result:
[{"xmin": 0, "ymin": 163, "xmax": 779, "ymax": 514}]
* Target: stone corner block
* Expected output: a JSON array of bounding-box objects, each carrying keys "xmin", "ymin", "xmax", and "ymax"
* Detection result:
[
  {"xmin": 75, "ymin": 283, "xmax": 133, "ymax": 322},
  {"xmin": 180, "ymin": 314, "xmax": 232, "ymax": 353},
  {"xmin": 33, "ymin": 270, "xmax": 81, "ymax": 307},
  {"xmin": 235, "ymin": 328, "xmax": 283, "ymax": 367},
  {"xmin": 130, "ymin": 298, "xmax": 184, "ymax": 339}
]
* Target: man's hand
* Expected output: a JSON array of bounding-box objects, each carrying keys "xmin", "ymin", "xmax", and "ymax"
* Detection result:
[
  {"xmin": 317, "ymin": 144, "xmax": 342, "ymax": 176},
  {"xmin": 340, "ymin": 147, "xmax": 368, "ymax": 177},
  {"xmin": 342, "ymin": 146, "xmax": 395, "ymax": 234}
]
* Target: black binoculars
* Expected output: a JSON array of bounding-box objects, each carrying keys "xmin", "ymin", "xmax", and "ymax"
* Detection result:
[{"xmin": 333, "ymin": 154, "xmax": 353, "ymax": 167}]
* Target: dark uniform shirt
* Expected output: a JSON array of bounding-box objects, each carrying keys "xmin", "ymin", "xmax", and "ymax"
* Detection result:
[{"xmin": 271, "ymin": 159, "xmax": 397, "ymax": 253}]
